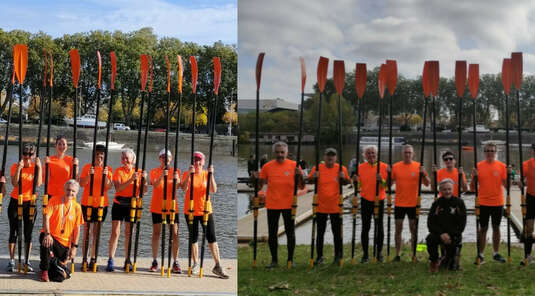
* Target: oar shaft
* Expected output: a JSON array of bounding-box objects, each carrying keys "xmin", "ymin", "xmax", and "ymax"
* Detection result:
[
  {"xmin": 432, "ymin": 96, "xmax": 437, "ymax": 200},
  {"xmin": 414, "ymin": 98, "xmax": 428, "ymax": 261},
  {"xmin": 473, "ymin": 100, "xmax": 481, "ymax": 264},
  {"xmin": 457, "ymin": 96, "xmax": 462, "ymax": 198},
  {"xmin": 253, "ymin": 89, "xmax": 259, "ymax": 266},
  {"xmin": 310, "ymin": 92, "xmax": 323, "ymax": 267}
]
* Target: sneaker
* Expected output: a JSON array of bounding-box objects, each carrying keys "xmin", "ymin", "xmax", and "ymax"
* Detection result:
[
  {"xmin": 393, "ymin": 255, "xmax": 401, "ymax": 262},
  {"xmin": 212, "ymin": 264, "xmax": 229, "ymax": 279},
  {"xmin": 6, "ymin": 259, "xmax": 15, "ymax": 272},
  {"xmin": 149, "ymin": 260, "xmax": 158, "ymax": 272},
  {"xmin": 172, "ymin": 261, "xmax": 182, "ymax": 274},
  {"xmin": 429, "ymin": 260, "xmax": 439, "ymax": 273},
  {"xmin": 493, "ymin": 253, "xmax": 506, "ymax": 263},
  {"xmin": 40, "ymin": 270, "xmax": 49, "ymax": 282},
  {"xmin": 360, "ymin": 256, "xmax": 369, "ymax": 264},
  {"xmin": 474, "ymin": 254, "xmax": 485, "ymax": 265},
  {"xmin": 191, "ymin": 263, "xmax": 199, "ymax": 275},
  {"xmin": 265, "ymin": 261, "xmax": 278, "ymax": 269},
  {"xmin": 314, "ymin": 257, "xmax": 324, "ymax": 266},
  {"xmin": 25, "ymin": 262, "xmax": 34, "ymax": 273},
  {"xmin": 520, "ymin": 255, "xmax": 533, "ymax": 266},
  {"xmin": 106, "ymin": 258, "xmax": 114, "ymax": 272}
]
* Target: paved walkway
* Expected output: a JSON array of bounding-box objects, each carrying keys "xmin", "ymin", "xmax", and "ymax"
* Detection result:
[{"xmin": 0, "ymin": 256, "xmax": 236, "ymax": 295}]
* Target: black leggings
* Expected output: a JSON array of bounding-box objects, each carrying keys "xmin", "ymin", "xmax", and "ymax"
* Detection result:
[
  {"xmin": 267, "ymin": 209, "xmax": 295, "ymax": 263},
  {"xmin": 316, "ymin": 213, "xmax": 342, "ymax": 260},
  {"xmin": 39, "ymin": 232, "xmax": 69, "ymax": 271},
  {"xmin": 8, "ymin": 198, "xmax": 34, "ymax": 244},
  {"xmin": 184, "ymin": 214, "xmax": 217, "ymax": 243},
  {"xmin": 361, "ymin": 198, "xmax": 384, "ymax": 257}
]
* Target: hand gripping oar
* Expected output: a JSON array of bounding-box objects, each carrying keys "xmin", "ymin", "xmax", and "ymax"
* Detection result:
[
  {"xmin": 431, "ymin": 62, "xmax": 440, "ymax": 201},
  {"xmin": 14, "ymin": 44, "xmax": 28, "ymax": 273},
  {"xmin": 252, "ymin": 53, "xmax": 264, "ymax": 267},
  {"xmin": 187, "ymin": 55, "xmax": 198, "ymax": 277},
  {"xmin": 132, "ymin": 56, "xmax": 153, "ymax": 272},
  {"xmin": 385, "ymin": 60, "xmax": 397, "ymax": 262},
  {"xmin": 468, "ymin": 64, "xmax": 481, "ymax": 265},
  {"xmin": 0, "ymin": 68, "xmax": 15, "ymax": 215},
  {"xmin": 199, "ymin": 57, "xmax": 221, "ymax": 277},
  {"xmin": 455, "ymin": 61, "xmax": 467, "ymax": 199},
  {"xmin": 512, "ymin": 52, "xmax": 528, "ymax": 264},
  {"xmin": 352, "ymin": 63, "xmax": 366, "ymax": 264},
  {"xmin": 309, "ymin": 56, "xmax": 328, "ymax": 268},
  {"xmin": 167, "ymin": 55, "xmax": 183, "ymax": 277},
  {"xmin": 501, "ymin": 58, "xmax": 513, "ymax": 264},
  {"xmin": 333, "ymin": 60, "xmax": 345, "ymax": 267},
  {"xmin": 71, "ymin": 49, "xmax": 81, "ymax": 180},
  {"xmin": 125, "ymin": 54, "xmax": 148, "ymax": 273},
  {"xmin": 374, "ymin": 63, "xmax": 387, "ymax": 263}
]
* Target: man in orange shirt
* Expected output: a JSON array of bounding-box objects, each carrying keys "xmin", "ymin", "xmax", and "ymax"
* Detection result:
[
  {"xmin": 353, "ymin": 145, "xmax": 387, "ymax": 263},
  {"xmin": 520, "ymin": 144, "xmax": 535, "ymax": 264},
  {"xmin": 307, "ymin": 148, "xmax": 350, "ymax": 265},
  {"xmin": 255, "ymin": 141, "xmax": 304, "ymax": 268},
  {"xmin": 432, "ymin": 151, "xmax": 467, "ymax": 197},
  {"xmin": 39, "ymin": 179, "xmax": 83, "ymax": 282},
  {"xmin": 389, "ymin": 144, "xmax": 430, "ymax": 261},
  {"xmin": 470, "ymin": 142, "xmax": 508, "ymax": 264}
]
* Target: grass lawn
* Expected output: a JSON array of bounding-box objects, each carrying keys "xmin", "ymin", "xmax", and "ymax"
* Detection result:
[{"xmin": 238, "ymin": 242, "xmax": 535, "ymax": 295}]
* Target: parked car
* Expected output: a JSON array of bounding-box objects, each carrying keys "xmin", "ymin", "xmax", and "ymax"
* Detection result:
[{"xmin": 113, "ymin": 123, "xmax": 130, "ymax": 130}]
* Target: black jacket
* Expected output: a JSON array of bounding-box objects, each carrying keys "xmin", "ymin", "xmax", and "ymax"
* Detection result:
[{"xmin": 427, "ymin": 196, "xmax": 466, "ymax": 237}]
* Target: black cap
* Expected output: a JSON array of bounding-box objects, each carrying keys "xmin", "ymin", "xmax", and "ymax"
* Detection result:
[{"xmin": 324, "ymin": 148, "xmax": 337, "ymax": 155}]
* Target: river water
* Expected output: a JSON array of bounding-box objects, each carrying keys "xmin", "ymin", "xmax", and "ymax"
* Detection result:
[{"xmin": 1, "ymin": 143, "xmax": 237, "ymax": 260}]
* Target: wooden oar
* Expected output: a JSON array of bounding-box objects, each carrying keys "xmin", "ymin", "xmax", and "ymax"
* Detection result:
[
  {"xmin": 309, "ymin": 56, "xmax": 328, "ymax": 268},
  {"xmin": 501, "ymin": 58, "xmax": 513, "ymax": 264},
  {"xmin": 200, "ymin": 57, "xmax": 221, "ymax": 277},
  {"xmin": 0, "ymin": 68, "xmax": 15, "ymax": 215},
  {"xmin": 385, "ymin": 60, "xmax": 397, "ymax": 262},
  {"xmin": 252, "ymin": 53, "xmax": 264, "ymax": 267},
  {"xmin": 374, "ymin": 63, "xmax": 387, "ymax": 263},
  {"xmin": 455, "ymin": 61, "xmax": 467, "ymax": 198},
  {"xmin": 352, "ymin": 63, "xmax": 366, "ymax": 264},
  {"xmin": 187, "ymin": 55, "xmax": 198, "ymax": 277},
  {"xmin": 333, "ymin": 60, "xmax": 345, "ymax": 267},
  {"xmin": 431, "ymin": 62, "xmax": 440, "ymax": 201},
  {"xmin": 468, "ymin": 63, "xmax": 481, "ymax": 265}
]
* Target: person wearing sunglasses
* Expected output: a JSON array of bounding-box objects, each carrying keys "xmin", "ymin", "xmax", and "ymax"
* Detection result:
[
  {"xmin": 470, "ymin": 142, "xmax": 508, "ymax": 264},
  {"xmin": 6, "ymin": 143, "xmax": 41, "ymax": 272},
  {"xmin": 44, "ymin": 135, "xmax": 79, "ymax": 201},
  {"xmin": 432, "ymin": 151, "xmax": 468, "ymax": 198}
]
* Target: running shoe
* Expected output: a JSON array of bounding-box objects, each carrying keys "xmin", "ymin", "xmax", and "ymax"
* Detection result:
[
  {"xmin": 25, "ymin": 262, "xmax": 34, "ymax": 273},
  {"xmin": 149, "ymin": 260, "xmax": 158, "ymax": 272},
  {"xmin": 493, "ymin": 253, "xmax": 506, "ymax": 263},
  {"xmin": 6, "ymin": 259, "xmax": 15, "ymax": 272},
  {"xmin": 473, "ymin": 254, "xmax": 485, "ymax": 265},
  {"xmin": 191, "ymin": 263, "xmax": 199, "ymax": 275},
  {"xmin": 265, "ymin": 261, "xmax": 278, "ymax": 269},
  {"xmin": 314, "ymin": 257, "xmax": 324, "ymax": 266},
  {"xmin": 106, "ymin": 258, "xmax": 115, "ymax": 272},
  {"xmin": 360, "ymin": 256, "xmax": 369, "ymax": 264},
  {"xmin": 172, "ymin": 261, "xmax": 182, "ymax": 274},
  {"xmin": 520, "ymin": 255, "xmax": 533, "ymax": 266},
  {"xmin": 212, "ymin": 264, "xmax": 229, "ymax": 279}
]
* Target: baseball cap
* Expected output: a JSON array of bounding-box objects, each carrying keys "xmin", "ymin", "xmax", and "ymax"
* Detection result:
[
  {"xmin": 324, "ymin": 148, "xmax": 337, "ymax": 155},
  {"xmin": 193, "ymin": 151, "xmax": 205, "ymax": 160}
]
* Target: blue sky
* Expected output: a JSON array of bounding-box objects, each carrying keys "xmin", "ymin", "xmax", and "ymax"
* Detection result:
[{"xmin": 0, "ymin": 0, "xmax": 237, "ymax": 45}]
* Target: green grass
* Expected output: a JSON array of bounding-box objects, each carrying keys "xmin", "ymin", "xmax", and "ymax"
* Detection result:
[{"xmin": 239, "ymin": 242, "xmax": 535, "ymax": 295}]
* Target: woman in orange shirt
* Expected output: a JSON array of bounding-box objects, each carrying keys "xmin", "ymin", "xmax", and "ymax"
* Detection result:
[
  {"xmin": 44, "ymin": 135, "xmax": 78, "ymax": 201},
  {"xmin": 149, "ymin": 149, "xmax": 181, "ymax": 273}
]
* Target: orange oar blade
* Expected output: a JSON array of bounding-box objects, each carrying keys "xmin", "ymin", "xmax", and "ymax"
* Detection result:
[
  {"xmin": 501, "ymin": 58, "xmax": 512, "ymax": 96},
  {"xmin": 455, "ymin": 61, "xmax": 466, "ymax": 98},
  {"xmin": 511, "ymin": 52, "xmax": 523, "ymax": 90},
  {"xmin": 355, "ymin": 63, "xmax": 367, "ymax": 99},
  {"xmin": 97, "ymin": 51, "xmax": 102, "ymax": 90},
  {"xmin": 177, "ymin": 55, "xmax": 183, "ymax": 94},
  {"xmin": 110, "ymin": 51, "xmax": 117, "ymax": 90},
  {"xmin": 166, "ymin": 55, "xmax": 171, "ymax": 93},
  {"xmin": 468, "ymin": 64, "xmax": 479, "ymax": 99},
  {"xmin": 190, "ymin": 56, "xmax": 198, "ymax": 94},
  {"xmin": 255, "ymin": 53, "xmax": 265, "ymax": 92},
  {"xmin": 213, "ymin": 57, "xmax": 222, "ymax": 95},
  {"xmin": 299, "ymin": 57, "xmax": 306, "ymax": 93},
  {"xmin": 13, "ymin": 44, "xmax": 28, "ymax": 84},
  {"xmin": 378, "ymin": 64, "xmax": 387, "ymax": 99},
  {"xmin": 149, "ymin": 56, "xmax": 154, "ymax": 93},
  {"xmin": 422, "ymin": 61, "xmax": 430, "ymax": 98},
  {"xmin": 333, "ymin": 60, "xmax": 345, "ymax": 95},
  {"xmin": 317, "ymin": 56, "xmax": 329, "ymax": 93},
  {"xmin": 48, "ymin": 51, "xmax": 54, "ymax": 87},
  {"xmin": 42, "ymin": 50, "xmax": 48, "ymax": 87},
  {"xmin": 429, "ymin": 61, "xmax": 439, "ymax": 97},
  {"xmin": 386, "ymin": 60, "xmax": 397, "ymax": 96},
  {"xmin": 69, "ymin": 49, "xmax": 81, "ymax": 89},
  {"xmin": 140, "ymin": 54, "xmax": 149, "ymax": 91}
]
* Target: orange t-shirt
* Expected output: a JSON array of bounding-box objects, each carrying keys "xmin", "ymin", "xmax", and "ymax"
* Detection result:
[
  {"xmin": 113, "ymin": 166, "xmax": 142, "ymax": 202},
  {"xmin": 10, "ymin": 163, "xmax": 36, "ymax": 201},
  {"xmin": 358, "ymin": 161, "xmax": 388, "ymax": 202},
  {"xmin": 436, "ymin": 168, "xmax": 466, "ymax": 198},
  {"xmin": 308, "ymin": 163, "xmax": 350, "ymax": 213},
  {"xmin": 150, "ymin": 167, "xmax": 180, "ymax": 214},
  {"xmin": 259, "ymin": 159, "xmax": 300, "ymax": 210},
  {"xmin": 42, "ymin": 197, "xmax": 84, "ymax": 247},
  {"xmin": 392, "ymin": 161, "xmax": 426, "ymax": 207},
  {"xmin": 80, "ymin": 164, "xmax": 113, "ymax": 207},
  {"xmin": 523, "ymin": 158, "xmax": 535, "ymax": 197},
  {"xmin": 44, "ymin": 155, "xmax": 73, "ymax": 198},
  {"xmin": 476, "ymin": 160, "xmax": 506, "ymax": 206},
  {"xmin": 182, "ymin": 170, "xmax": 212, "ymax": 216}
]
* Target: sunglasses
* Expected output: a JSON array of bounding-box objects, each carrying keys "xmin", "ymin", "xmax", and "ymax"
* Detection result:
[
  {"xmin": 23, "ymin": 152, "xmax": 33, "ymax": 156},
  {"xmin": 484, "ymin": 150, "xmax": 496, "ymax": 153},
  {"xmin": 443, "ymin": 157, "xmax": 454, "ymax": 161}
]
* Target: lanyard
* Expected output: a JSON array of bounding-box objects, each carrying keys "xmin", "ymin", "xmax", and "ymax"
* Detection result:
[{"xmin": 60, "ymin": 199, "xmax": 73, "ymax": 234}]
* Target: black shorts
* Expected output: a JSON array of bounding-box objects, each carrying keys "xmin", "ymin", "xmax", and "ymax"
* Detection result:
[
  {"xmin": 184, "ymin": 214, "xmax": 216, "ymax": 244},
  {"xmin": 395, "ymin": 206, "xmax": 416, "ymax": 220},
  {"xmin": 81, "ymin": 205, "xmax": 108, "ymax": 223},
  {"xmin": 526, "ymin": 193, "xmax": 535, "ymax": 220},
  {"xmin": 112, "ymin": 202, "xmax": 133, "ymax": 221},
  {"xmin": 152, "ymin": 213, "xmax": 180, "ymax": 225},
  {"xmin": 479, "ymin": 205, "xmax": 503, "ymax": 228}
]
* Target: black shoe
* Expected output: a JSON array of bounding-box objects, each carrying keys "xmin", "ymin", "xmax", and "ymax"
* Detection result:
[
  {"xmin": 314, "ymin": 257, "xmax": 324, "ymax": 266},
  {"xmin": 360, "ymin": 256, "xmax": 369, "ymax": 264},
  {"xmin": 393, "ymin": 255, "xmax": 401, "ymax": 262},
  {"xmin": 377, "ymin": 254, "xmax": 384, "ymax": 263},
  {"xmin": 493, "ymin": 253, "xmax": 506, "ymax": 263},
  {"xmin": 520, "ymin": 255, "xmax": 533, "ymax": 266},
  {"xmin": 265, "ymin": 261, "xmax": 279, "ymax": 269},
  {"xmin": 474, "ymin": 254, "xmax": 485, "ymax": 265}
]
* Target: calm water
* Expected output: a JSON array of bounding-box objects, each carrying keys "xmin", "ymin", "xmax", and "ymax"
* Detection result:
[{"xmin": 1, "ymin": 143, "xmax": 237, "ymax": 260}]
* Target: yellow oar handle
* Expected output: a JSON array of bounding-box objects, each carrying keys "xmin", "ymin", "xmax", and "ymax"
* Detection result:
[
  {"xmin": 521, "ymin": 194, "xmax": 527, "ymax": 217},
  {"xmin": 339, "ymin": 194, "xmax": 344, "ymax": 215},
  {"xmin": 18, "ymin": 195, "xmax": 23, "ymax": 219},
  {"xmin": 188, "ymin": 199, "xmax": 194, "ymax": 224},
  {"xmin": 373, "ymin": 198, "xmax": 379, "ymax": 218},
  {"xmin": 253, "ymin": 196, "xmax": 259, "ymax": 218},
  {"xmin": 29, "ymin": 194, "xmax": 37, "ymax": 222},
  {"xmin": 162, "ymin": 203, "xmax": 167, "ymax": 225},
  {"xmin": 475, "ymin": 197, "xmax": 480, "ymax": 216},
  {"xmin": 0, "ymin": 192, "xmax": 3, "ymax": 213},
  {"xmin": 130, "ymin": 197, "xmax": 137, "ymax": 222},
  {"xmin": 136, "ymin": 197, "xmax": 143, "ymax": 220},
  {"xmin": 291, "ymin": 195, "xmax": 297, "ymax": 219},
  {"xmin": 97, "ymin": 196, "xmax": 104, "ymax": 222},
  {"xmin": 312, "ymin": 194, "xmax": 318, "ymax": 217},
  {"xmin": 42, "ymin": 194, "xmax": 48, "ymax": 213},
  {"xmin": 169, "ymin": 203, "xmax": 176, "ymax": 224},
  {"xmin": 87, "ymin": 196, "xmax": 93, "ymax": 222}
]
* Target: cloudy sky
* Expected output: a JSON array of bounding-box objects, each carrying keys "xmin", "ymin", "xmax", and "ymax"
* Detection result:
[
  {"xmin": 0, "ymin": 0, "xmax": 237, "ymax": 45},
  {"xmin": 239, "ymin": 0, "xmax": 535, "ymax": 103}
]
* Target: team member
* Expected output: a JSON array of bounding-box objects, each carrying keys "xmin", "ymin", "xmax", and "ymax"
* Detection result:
[
  {"xmin": 149, "ymin": 149, "xmax": 181, "ymax": 273},
  {"xmin": 255, "ymin": 141, "xmax": 304, "ymax": 268},
  {"xmin": 519, "ymin": 144, "xmax": 535, "ymax": 265},
  {"xmin": 79, "ymin": 144, "xmax": 112, "ymax": 270},
  {"xmin": 6, "ymin": 143, "xmax": 40, "ymax": 272},
  {"xmin": 426, "ymin": 179, "xmax": 467, "ymax": 272},
  {"xmin": 107, "ymin": 148, "xmax": 147, "ymax": 272},
  {"xmin": 182, "ymin": 151, "xmax": 228, "ymax": 279},
  {"xmin": 39, "ymin": 179, "xmax": 83, "ymax": 282},
  {"xmin": 354, "ymin": 145, "xmax": 387, "ymax": 263},
  {"xmin": 44, "ymin": 135, "xmax": 78, "ymax": 201},
  {"xmin": 307, "ymin": 148, "xmax": 350, "ymax": 265},
  {"xmin": 389, "ymin": 144, "xmax": 430, "ymax": 261},
  {"xmin": 432, "ymin": 151, "xmax": 468, "ymax": 197},
  {"xmin": 470, "ymin": 142, "xmax": 508, "ymax": 264}
]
